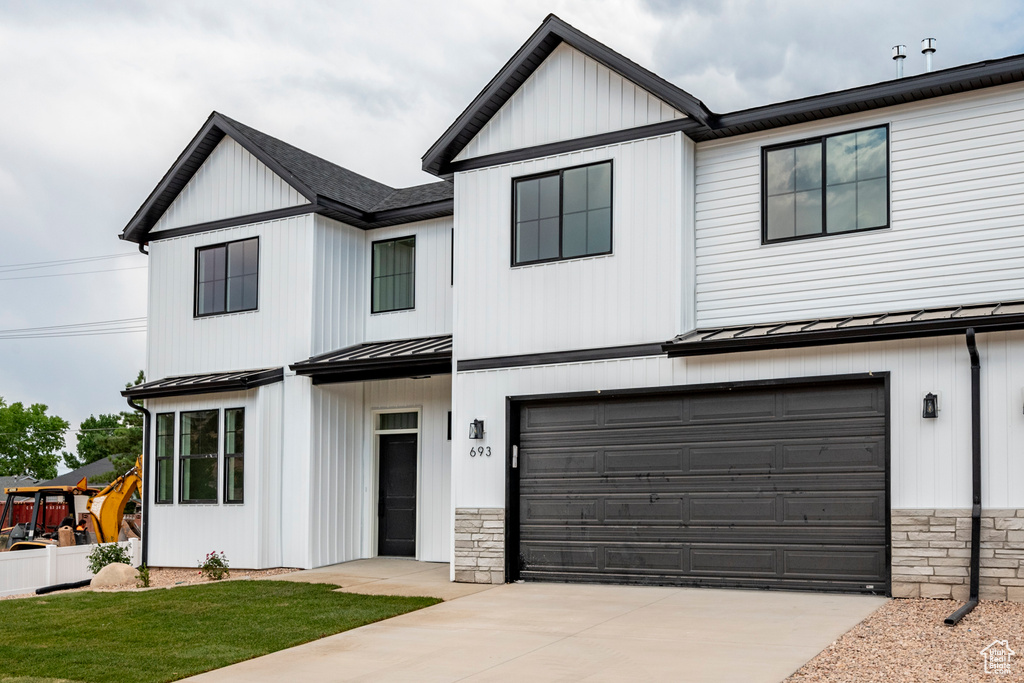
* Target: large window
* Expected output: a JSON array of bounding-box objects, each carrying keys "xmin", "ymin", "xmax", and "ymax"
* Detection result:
[
  {"xmin": 372, "ymin": 236, "xmax": 415, "ymax": 313},
  {"xmin": 513, "ymin": 161, "xmax": 612, "ymax": 266},
  {"xmin": 155, "ymin": 413, "xmax": 174, "ymax": 504},
  {"xmin": 195, "ymin": 237, "xmax": 259, "ymax": 316},
  {"xmin": 763, "ymin": 126, "xmax": 888, "ymax": 243},
  {"xmin": 224, "ymin": 408, "xmax": 244, "ymax": 505},
  {"xmin": 180, "ymin": 410, "xmax": 219, "ymax": 504}
]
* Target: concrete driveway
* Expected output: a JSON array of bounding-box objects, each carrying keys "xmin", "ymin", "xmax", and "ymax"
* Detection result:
[{"xmin": 188, "ymin": 563, "xmax": 885, "ymax": 682}]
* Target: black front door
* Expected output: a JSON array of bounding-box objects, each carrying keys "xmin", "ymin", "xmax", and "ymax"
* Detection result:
[{"xmin": 378, "ymin": 433, "xmax": 417, "ymax": 556}]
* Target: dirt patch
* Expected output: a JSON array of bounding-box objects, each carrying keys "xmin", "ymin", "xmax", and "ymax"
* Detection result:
[{"xmin": 786, "ymin": 598, "xmax": 1024, "ymax": 682}]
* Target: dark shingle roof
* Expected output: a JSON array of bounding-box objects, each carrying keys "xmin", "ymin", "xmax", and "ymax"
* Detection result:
[
  {"xmin": 371, "ymin": 181, "xmax": 453, "ymax": 212},
  {"xmin": 41, "ymin": 458, "xmax": 117, "ymax": 487}
]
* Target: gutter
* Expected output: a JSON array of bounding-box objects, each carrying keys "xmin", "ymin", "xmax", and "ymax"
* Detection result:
[
  {"xmin": 125, "ymin": 396, "xmax": 151, "ymax": 568},
  {"xmin": 945, "ymin": 328, "xmax": 981, "ymax": 625}
]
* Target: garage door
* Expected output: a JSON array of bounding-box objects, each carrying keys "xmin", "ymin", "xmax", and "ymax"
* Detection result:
[{"xmin": 514, "ymin": 379, "xmax": 888, "ymax": 593}]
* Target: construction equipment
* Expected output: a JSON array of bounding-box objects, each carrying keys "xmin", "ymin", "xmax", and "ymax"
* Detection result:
[{"xmin": 1, "ymin": 455, "xmax": 142, "ymax": 551}]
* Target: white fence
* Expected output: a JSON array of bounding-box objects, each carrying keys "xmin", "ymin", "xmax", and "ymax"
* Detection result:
[{"xmin": 0, "ymin": 539, "xmax": 140, "ymax": 597}]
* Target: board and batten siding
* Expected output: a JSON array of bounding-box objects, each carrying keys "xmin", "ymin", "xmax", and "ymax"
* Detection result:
[
  {"xmin": 151, "ymin": 136, "xmax": 308, "ymax": 234},
  {"xmin": 694, "ymin": 81, "xmax": 1024, "ymax": 328},
  {"xmin": 309, "ymin": 376, "xmax": 451, "ymax": 566},
  {"xmin": 454, "ymin": 132, "xmax": 692, "ymax": 360},
  {"xmin": 453, "ymin": 331, "xmax": 1024, "ymax": 516},
  {"xmin": 311, "ymin": 215, "xmax": 367, "ymax": 356},
  {"xmin": 454, "ymin": 42, "xmax": 686, "ymax": 162},
  {"xmin": 146, "ymin": 214, "xmax": 314, "ymax": 379},
  {"xmin": 144, "ymin": 387, "xmax": 284, "ymax": 569}
]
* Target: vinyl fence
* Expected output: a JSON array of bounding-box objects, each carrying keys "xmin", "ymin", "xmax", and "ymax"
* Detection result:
[{"xmin": 0, "ymin": 538, "xmax": 140, "ymax": 597}]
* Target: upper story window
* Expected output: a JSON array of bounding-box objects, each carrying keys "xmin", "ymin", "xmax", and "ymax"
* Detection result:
[
  {"xmin": 372, "ymin": 236, "xmax": 415, "ymax": 313},
  {"xmin": 195, "ymin": 237, "xmax": 259, "ymax": 317},
  {"xmin": 513, "ymin": 161, "xmax": 612, "ymax": 266},
  {"xmin": 763, "ymin": 126, "xmax": 888, "ymax": 243}
]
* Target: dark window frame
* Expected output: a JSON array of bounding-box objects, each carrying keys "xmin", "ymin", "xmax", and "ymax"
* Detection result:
[
  {"xmin": 154, "ymin": 412, "xmax": 174, "ymax": 505},
  {"xmin": 193, "ymin": 237, "xmax": 260, "ymax": 318},
  {"xmin": 370, "ymin": 235, "xmax": 416, "ymax": 314},
  {"xmin": 510, "ymin": 160, "xmax": 614, "ymax": 267},
  {"xmin": 178, "ymin": 409, "xmax": 219, "ymax": 505},
  {"xmin": 761, "ymin": 124, "xmax": 890, "ymax": 245},
  {"xmin": 223, "ymin": 407, "xmax": 244, "ymax": 505}
]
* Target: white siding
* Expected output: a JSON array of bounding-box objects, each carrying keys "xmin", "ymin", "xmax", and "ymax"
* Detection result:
[
  {"xmin": 455, "ymin": 43, "xmax": 685, "ymax": 162},
  {"xmin": 694, "ymin": 82, "xmax": 1024, "ymax": 328},
  {"xmin": 309, "ymin": 376, "xmax": 451, "ymax": 566},
  {"xmin": 145, "ymin": 389, "xmax": 279, "ymax": 569},
  {"xmin": 151, "ymin": 136, "xmax": 308, "ymax": 234},
  {"xmin": 366, "ymin": 217, "xmax": 453, "ymax": 343},
  {"xmin": 454, "ymin": 133, "xmax": 688, "ymax": 360},
  {"xmin": 146, "ymin": 214, "xmax": 314, "ymax": 379},
  {"xmin": 312, "ymin": 215, "xmax": 367, "ymax": 355},
  {"xmin": 453, "ymin": 331, "xmax": 1024, "ymax": 521}
]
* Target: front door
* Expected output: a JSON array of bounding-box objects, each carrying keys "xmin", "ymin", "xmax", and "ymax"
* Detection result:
[{"xmin": 378, "ymin": 433, "xmax": 417, "ymax": 556}]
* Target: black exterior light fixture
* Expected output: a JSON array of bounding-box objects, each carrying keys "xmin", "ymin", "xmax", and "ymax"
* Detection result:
[
  {"xmin": 469, "ymin": 419, "xmax": 485, "ymax": 439},
  {"xmin": 922, "ymin": 392, "xmax": 939, "ymax": 419}
]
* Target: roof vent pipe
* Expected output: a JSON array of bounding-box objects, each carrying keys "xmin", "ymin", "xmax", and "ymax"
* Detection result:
[
  {"xmin": 892, "ymin": 45, "xmax": 907, "ymax": 78},
  {"xmin": 922, "ymin": 38, "xmax": 937, "ymax": 72}
]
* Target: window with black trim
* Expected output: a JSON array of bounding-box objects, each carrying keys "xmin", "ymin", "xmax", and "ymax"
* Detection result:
[
  {"xmin": 180, "ymin": 410, "xmax": 218, "ymax": 504},
  {"xmin": 763, "ymin": 126, "xmax": 888, "ymax": 243},
  {"xmin": 155, "ymin": 413, "xmax": 174, "ymax": 504},
  {"xmin": 195, "ymin": 237, "xmax": 259, "ymax": 316},
  {"xmin": 371, "ymin": 236, "xmax": 415, "ymax": 313},
  {"xmin": 513, "ymin": 161, "xmax": 612, "ymax": 266},
  {"xmin": 224, "ymin": 408, "xmax": 244, "ymax": 504}
]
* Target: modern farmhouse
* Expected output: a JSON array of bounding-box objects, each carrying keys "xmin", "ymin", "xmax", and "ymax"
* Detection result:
[{"xmin": 120, "ymin": 15, "xmax": 1024, "ymax": 603}]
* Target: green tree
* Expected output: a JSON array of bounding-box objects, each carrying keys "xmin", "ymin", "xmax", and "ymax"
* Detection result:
[
  {"xmin": 63, "ymin": 371, "xmax": 145, "ymax": 474},
  {"xmin": 0, "ymin": 398, "xmax": 69, "ymax": 480}
]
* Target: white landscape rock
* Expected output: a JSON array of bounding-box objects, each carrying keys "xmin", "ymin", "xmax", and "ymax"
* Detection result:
[{"xmin": 91, "ymin": 562, "xmax": 139, "ymax": 588}]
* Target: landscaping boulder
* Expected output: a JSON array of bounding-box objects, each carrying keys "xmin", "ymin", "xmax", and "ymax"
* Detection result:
[{"xmin": 91, "ymin": 562, "xmax": 138, "ymax": 588}]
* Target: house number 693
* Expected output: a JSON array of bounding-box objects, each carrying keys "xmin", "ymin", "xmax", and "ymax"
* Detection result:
[{"xmin": 470, "ymin": 446, "xmax": 491, "ymax": 457}]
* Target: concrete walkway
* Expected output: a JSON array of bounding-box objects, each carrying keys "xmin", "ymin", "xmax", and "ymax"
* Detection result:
[
  {"xmin": 189, "ymin": 560, "xmax": 887, "ymax": 683},
  {"xmin": 271, "ymin": 558, "xmax": 493, "ymax": 601}
]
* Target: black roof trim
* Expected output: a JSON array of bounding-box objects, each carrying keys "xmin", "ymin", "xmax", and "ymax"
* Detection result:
[
  {"xmin": 291, "ymin": 335, "xmax": 452, "ymax": 384},
  {"xmin": 457, "ymin": 342, "xmax": 665, "ymax": 372},
  {"xmin": 421, "ymin": 14, "xmax": 711, "ymax": 177},
  {"xmin": 121, "ymin": 112, "xmax": 453, "ymax": 244},
  {"xmin": 663, "ymin": 302, "xmax": 1024, "ymax": 357},
  {"xmin": 122, "ymin": 367, "xmax": 284, "ymax": 399}
]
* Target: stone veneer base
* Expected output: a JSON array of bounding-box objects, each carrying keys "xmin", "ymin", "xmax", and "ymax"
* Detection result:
[
  {"xmin": 454, "ymin": 507, "xmax": 505, "ymax": 584},
  {"xmin": 891, "ymin": 508, "xmax": 1024, "ymax": 602}
]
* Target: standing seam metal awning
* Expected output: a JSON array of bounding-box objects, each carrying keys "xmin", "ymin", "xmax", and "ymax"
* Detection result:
[
  {"xmin": 121, "ymin": 367, "xmax": 284, "ymax": 399},
  {"xmin": 663, "ymin": 302, "xmax": 1024, "ymax": 357},
  {"xmin": 290, "ymin": 334, "xmax": 452, "ymax": 384}
]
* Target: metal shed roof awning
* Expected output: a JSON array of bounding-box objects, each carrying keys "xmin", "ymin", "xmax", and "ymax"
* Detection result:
[
  {"xmin": 122, "ymin": 367, "xmax": 284, "ymax": 399},
  {"xmin": 663, "ymin": 302, "xmax": 1024, "ymax": 357},
  {"xmin": 290, "ymin": 335, "xmax": 452, "ymax": 384}
]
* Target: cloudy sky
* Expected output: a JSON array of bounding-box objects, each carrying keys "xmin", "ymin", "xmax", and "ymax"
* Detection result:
[{"xmin": 1, "ymin": 0, "xmax": 1023, "ymax": 471}]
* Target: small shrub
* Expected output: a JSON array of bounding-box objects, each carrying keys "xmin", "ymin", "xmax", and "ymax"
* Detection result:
[
  {"xmin": 199, "ymin": 551, "xmax": 229, "ymax": 580},
  {"xmin": 137, "ymin": 564, "xmax": 151, "ymax": 588},
  {"xmin": 86, "ymin": 543, "xmax": 132, "ymax": 575}
]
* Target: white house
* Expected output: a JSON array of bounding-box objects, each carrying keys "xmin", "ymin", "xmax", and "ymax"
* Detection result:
[{"xmin": 121, "ymin": 15, "xmax": 1024, "ymax": 603}]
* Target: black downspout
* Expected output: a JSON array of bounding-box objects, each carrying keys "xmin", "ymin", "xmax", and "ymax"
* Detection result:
[
  {"xmin": 126, "ymin": 396, "xmax": 151, "ymax": 567},
  {"xmin": 138, "ymin": 242, "xmax": 149, "ymax": 255},
  {"xmin": 945, "ymin": 328, "xmax": 981, "ymax": 625}
]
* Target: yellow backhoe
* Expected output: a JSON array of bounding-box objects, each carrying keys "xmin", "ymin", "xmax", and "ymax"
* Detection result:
[{"xmin": 1, "ymin": 455, "xmax": 142, "ymax": 551}]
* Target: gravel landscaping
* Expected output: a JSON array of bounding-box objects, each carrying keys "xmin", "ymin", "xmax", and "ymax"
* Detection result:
[{"xmin": 787, "ymin": 598, "xmax": 1024, "ymax": 682}]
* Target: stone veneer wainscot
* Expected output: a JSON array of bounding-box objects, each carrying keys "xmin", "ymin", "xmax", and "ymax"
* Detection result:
[{"xmin": 454, "ymin": 508, "xmax": 505, "ymax": 584}]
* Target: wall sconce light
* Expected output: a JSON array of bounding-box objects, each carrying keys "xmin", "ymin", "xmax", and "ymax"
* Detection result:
[
  {"xmin": 469, "ymin": 419, "xmax": 485, "ymax": 439},
  {"xmin": 922, "ymin": 392, "xmax": 939, "ymax": 419}
]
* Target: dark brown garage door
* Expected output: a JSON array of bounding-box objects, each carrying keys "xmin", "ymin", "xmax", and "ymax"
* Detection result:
[{"xmin": 514, "ymin": 379, "xmax": 888, "ymax": 593}]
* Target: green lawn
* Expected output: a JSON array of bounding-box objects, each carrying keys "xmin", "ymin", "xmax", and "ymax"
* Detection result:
[{"xmin": 0, "ymin": 581, "xmax": 439, "ymax": 683}]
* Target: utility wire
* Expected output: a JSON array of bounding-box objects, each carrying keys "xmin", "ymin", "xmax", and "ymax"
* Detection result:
[
  {"xmin": 0, "ymin": 317, "xmax": 146, "ymax": 334},
  {"xmin": 0, "ymin": 426, "xmax": 140, "ymax": 436},
  {"xmin": 0, "ymin": 318, "xmax": 146, "ymax": 340},
  {"xmin": 0, "ymin": 265, "xmax": 147, "ymax": 282},
  {"xmin": 0, "ymin": 253, "xmax": 140, "ymax": 273},
  {"xmin": 0, "ymin": 328, "xmax": 146, "ymax": 340}
]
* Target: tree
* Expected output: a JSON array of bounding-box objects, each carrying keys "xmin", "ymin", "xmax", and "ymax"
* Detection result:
[
  {"xmin": 62, "ymin": 371, "xmax": 145, "ymax": 474},
  {"xmin": 0, "ymin": 398, "xmax": 69, "ymax": 480}
]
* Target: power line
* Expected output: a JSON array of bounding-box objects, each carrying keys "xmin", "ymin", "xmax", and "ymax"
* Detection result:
[
  {"xmin": 0, "ymin": 265, "xmax": 147, "ymax": 283},
  {"xmin": 0, "ymin": 426, "xmax": 140, "ymax": 437},
  {"xmin": 0, "ymin": 253, "xmax": 141, "ymax": 274},
  {"xmin": 0, "ymin": 317, "xmax": 146, "ymax": 340},
  {"xmin": 0, "ymin": 317, "xmax": 146, "ymax": 334},
  {"xmin": 0, "ymin": 328, "xmax": 146, "ymax": 340}
]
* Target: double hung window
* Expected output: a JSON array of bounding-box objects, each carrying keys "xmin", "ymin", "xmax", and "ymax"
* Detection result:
[
  {"xmin": 224, "ymin": 408, "xmax": 244, "ymax": 504},
  {"xmin": 763, "ymin": 126, "xmax": 888, "ymax": 243},
  {"xmin": 155, "ymin": 413, "xmax": 174, "ymax": 504},
  {"xmin": 180, "ymin": 410, "xmax": 219, "ymax": 504},
  {"xmin": 195, "ymin": 237, "xmax": 259, "ymax": 316},
  {"xmin": 513, "ymin": 161, "xmax": 612, "ymax": 265}
]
